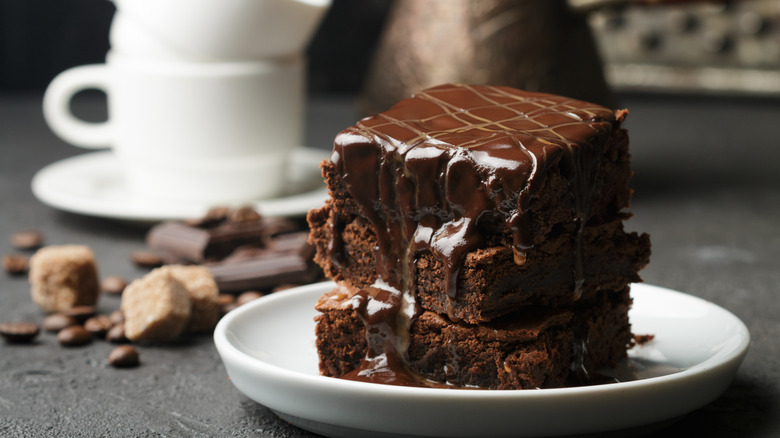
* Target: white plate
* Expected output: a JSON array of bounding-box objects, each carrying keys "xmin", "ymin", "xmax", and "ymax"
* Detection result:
[
  {"xmin": 31, "ymin": 147, "xmax": 329, "ymax": 222},
  {"xmin": 214, "ymin": 282, "xmax": 750, "ymax": 438}
]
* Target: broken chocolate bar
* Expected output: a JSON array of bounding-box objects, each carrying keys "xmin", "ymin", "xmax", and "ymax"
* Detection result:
[
  {"xmin": 145, "ymin": 207, "xmax": 295, "ymax": 263},
  {"xmin": 146, "ymin": 220, "xmax": 266, "ymax": 263},
  {"xmin": 205, "ymin": 232, "xmax": 322, "ymax": 292},
  {"xmin": 145, "ymin": 207, "xmax": 320, "ymax": 292}
]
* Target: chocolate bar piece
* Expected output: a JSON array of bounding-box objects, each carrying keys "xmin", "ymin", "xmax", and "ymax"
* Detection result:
[
  {"xmin": 145, "ymin": 207, "xmax": 320, "ymax": 292},
  {"xmin": 145, "ymin": 207, "xmax": 299, "ymax": 263},
  {"xmin": 205, "ymin": 232, "xmax": 322, "ymax": 292},
  {"xmin": 146, "ymin": 221, "xmax": 265, "ymax": 263}
]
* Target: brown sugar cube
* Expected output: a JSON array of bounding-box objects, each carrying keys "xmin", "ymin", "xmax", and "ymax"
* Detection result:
[
  {"xmin": 29, "ymin": 245, "xmax": 99, "ymax": 313},
  {"xmin": 159, "ymin": 265, "xmax": 220, "ymax": 334},
  {"xmin": 120, "ymin": 268, "xmax": 191, "ymax": 342}
]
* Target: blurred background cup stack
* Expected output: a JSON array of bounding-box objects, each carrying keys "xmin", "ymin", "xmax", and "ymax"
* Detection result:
[
  {"xmin": 43, "ymin": 0, "xmax": 331, "ymax": 204},
  {"xmin": 109, "ymin": 0, "xmax": 330, "ymax": 61}
]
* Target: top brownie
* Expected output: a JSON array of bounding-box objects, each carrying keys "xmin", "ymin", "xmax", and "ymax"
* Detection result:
[{"xmin": 310, "ymin": 83, "xmax": 649, "ymax": 322}]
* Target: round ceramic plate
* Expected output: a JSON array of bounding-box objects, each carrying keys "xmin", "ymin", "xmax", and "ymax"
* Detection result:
[
  {"xmin": 31, "ymin": 147, "xmax": 328, "ymax": 222},
  {"xmin": 214, "ymin": 282, "xmax": 750, "ymax": 438}
]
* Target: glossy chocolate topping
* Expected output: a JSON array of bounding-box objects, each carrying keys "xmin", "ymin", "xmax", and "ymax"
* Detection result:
[{"xmin": 328, "ymin": 83, "xmax": 619, "ymax": 385}]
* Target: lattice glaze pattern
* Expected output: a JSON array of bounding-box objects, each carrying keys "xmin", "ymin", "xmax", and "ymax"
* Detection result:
[{"xmin": 352, "ymin": 83, "xmax": 616, "ymax": 154}]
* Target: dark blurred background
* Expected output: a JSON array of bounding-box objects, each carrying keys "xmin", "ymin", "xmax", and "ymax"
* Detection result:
[
  {"xmin": 0, "ymin": 0, "xmax": 392, "ymax": 95},
  {"xmin": 2, "ymin": 0, "xmax": 779, "ymax": 98}
]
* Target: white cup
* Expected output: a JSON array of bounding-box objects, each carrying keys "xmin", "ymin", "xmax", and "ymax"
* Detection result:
[
  {"xmin": 108, "ymin": 12, "xmax": 187, "ymax": 61},
  {"xmin": 43, "ymin": 52, "xmax": 304, "ymax": 203},
  {"xmin": 110, "ymin": 0, "xmax": 331, "ymax": 61}
]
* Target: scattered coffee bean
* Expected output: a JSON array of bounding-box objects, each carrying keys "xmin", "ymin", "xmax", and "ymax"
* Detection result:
[
  {"xmin": 84, "ymin": 315, "xmax": 113, "ymax": 337},
  {"xmin": 42, "ymin": 313, "xmax": 78, "ymax": 333},
  {"xmin": 2, "ymin": 254, "xmax": 28, "ymax": 275},
  {"xmin": 228, "ymin": 205, "xmax": 262, "ymax": 223},
  {"xmin": 191, "ymin": 206, "xmax": 230, "ymax": 227},
  {"xmin": 130, "ymin": 251, "xmax": 164, "ymax": 268},
  {"xmin": 100, "ymin": 275, "xmax": 128, "ymax": 295},
  {"xmin": 221, "ymin": 301, "xmax": 239, "ymax": 315},
  {"xmin": 9, "ymin": 229, "xmax": 44, "ymax": 250},
  {"xmin": 236, "ymin": 290, "xmax": 264, "ymax": 306},
  {"xmin": 108, "ymin": 309, "xmax": 124, "ymax": 325},
  {"xmin": 63, "ymin": 305, "xmax": 97, "ymax": 323},
  {"xmin": 219, "ymin": 293, "xmax": 239, "ymax": 315},
  {"xmin": 272, "ymin": 283, "xmax": 299, "ymax": 292},
  {"xmin": 217, "ymin": 294, "xmax": 236, "ymax": 307},
  {"xmin": 108, "ymin": 345, "xmax": 140, "ymax": 368},
  {"xmin": 0, "ymin": 321, "xmax": 40, "ymax": 344},
  {"xmin": 106, "ymin": 323, "xmax": 128, "ymax": 344},
  {"xmin": 57, "ymin": 325, "xmax": 93, "ymax": 346}
]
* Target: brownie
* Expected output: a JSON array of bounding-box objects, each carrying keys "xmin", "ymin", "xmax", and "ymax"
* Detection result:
[{"xmin": 308, "ymin": 84, "xmax": 650, "ymax": 389}]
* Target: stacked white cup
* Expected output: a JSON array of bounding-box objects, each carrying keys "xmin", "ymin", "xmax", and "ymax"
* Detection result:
[{"xmin": 43, "ymin": 0, "xmax": 331, "ymax": 203}]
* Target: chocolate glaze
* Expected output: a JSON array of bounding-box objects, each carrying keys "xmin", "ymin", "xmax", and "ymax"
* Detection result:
[
  {"xmin": 327, "ymin": 84, "xmax": 619, "ymax": 386},
  {"xmin": 340, "ymin": 285, "xmax": 424, "ymax": 387}
]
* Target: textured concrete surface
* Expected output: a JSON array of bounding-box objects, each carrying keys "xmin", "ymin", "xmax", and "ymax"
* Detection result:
[{"xmin": 1, "ymin": 93, "xmax": 778, "ymax": 437}]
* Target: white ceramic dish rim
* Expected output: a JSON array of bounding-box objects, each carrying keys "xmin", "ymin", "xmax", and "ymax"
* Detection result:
[
  {"xmin": 31, "ymin": 147, "xmax": 328, "ymax": 221},
  {"xmin": 214, "ymin": 282, "xmax": 750, "ymax": 437}
]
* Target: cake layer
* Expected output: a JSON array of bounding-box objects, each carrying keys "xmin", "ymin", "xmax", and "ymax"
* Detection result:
[
  {"xmin": 315, "ymin": 285, "xmax": 633, "ymax": 390},
  {"xmin": 309, "ymin": 204, "xmax": 649, "ymax": 323}
]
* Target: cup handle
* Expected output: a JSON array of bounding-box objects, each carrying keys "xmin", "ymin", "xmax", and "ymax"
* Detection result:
[{"xmin": 42, "ymin": 64, "xmax": 112, "ymax": 149}]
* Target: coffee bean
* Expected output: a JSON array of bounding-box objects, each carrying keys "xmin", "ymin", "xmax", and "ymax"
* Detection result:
[
  {"xmin": 271, "ymin": 283, "xmax": 299, "ymax": 292},
  {"xmin": 9, "ymin": 230, "xmax": 44, "ymax": 250},
  {"xmin": 130, "ymin": 251, "xmax": 164, "ymax": 268},
  {"xmin": 106, "ymin": 323, "xmax": 128, "ymax": 344},
  {"xmin": 236, "ymin": 290, "xmax": 264, "ymax": 306},
  {"xmin": 2, "ymin": 254, "xmax": 28, "ymax": 275},
  {"xmin": 84, "ymin": 315, "xmax": 113, "ymax": 337},
  {"xmin": 108, "ymin": 309, "xmax": 124, "ymax": 325},
  {"xmin": 63, "ymin": 306, "xmax": 97, "ymax": 323},
  {"xmin": 217, "ymin": 294, "xmax": 236, "ymax": 307},
  {"xmin": 57, "ymin": 325, "xmax": 92, "ymax": 346},
  {"xmin": 0, "ymin": 322, "xmax": 40, "ymax": 344},
  {"xmin": 198, "ymin": 206, "xmax": 231, "ymax": 226},
  {"xmin": 108, "ymin": 345, "xmax": 139, "ymax": 368},
  {"xmin": 218, "ymin": 294, "xmax": 237, "ymax": 316},
  {"xmin": 228, "ymin": 206, "xmax": 262, "ymax": 223},
  {"xmin": 42, "ymin": 314, "xmax": 78, "ymax": 333},
  {"xmin": 100, "ymin": 276, "xmax": 127, "ymax": 295},
  {"xmin": 221, "ymin": 301, "xmax": 239, "ymax": 315}
]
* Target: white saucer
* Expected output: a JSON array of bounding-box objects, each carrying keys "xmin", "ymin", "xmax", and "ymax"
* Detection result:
[
  {"xmin": 214, "ymin": 282, "xmax": 750, "ymax": 438},
  {"xmin": 32, "ymin": 148, "xmax": 329, "ymax": 222}
]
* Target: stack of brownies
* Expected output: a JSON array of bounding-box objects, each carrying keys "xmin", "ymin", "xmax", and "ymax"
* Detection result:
[{"xmin": 307, "ymin": 84, "xmax": 650, "ymax": 389}]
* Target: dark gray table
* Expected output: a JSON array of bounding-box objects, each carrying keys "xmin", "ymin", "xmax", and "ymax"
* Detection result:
[{"xmin": 1, "ymin": 91, "xmax": 778, "ymax": 437}]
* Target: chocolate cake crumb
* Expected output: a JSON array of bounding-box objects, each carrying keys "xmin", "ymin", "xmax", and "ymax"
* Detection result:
[{"xmin": 633, "ymin": 334, "xmax": 655, "ymax": 345}]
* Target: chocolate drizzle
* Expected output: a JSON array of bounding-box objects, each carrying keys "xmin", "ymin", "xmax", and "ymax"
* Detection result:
[{"xmin": 328, "ymin": 84, "xmax": 617, "ymax": 385}]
